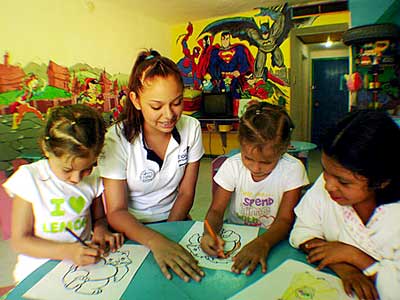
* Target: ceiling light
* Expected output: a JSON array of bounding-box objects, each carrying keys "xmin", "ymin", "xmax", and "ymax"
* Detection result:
[{"xmin": 325, "ymin": 36, "xmax": 333, "ymax": 48}]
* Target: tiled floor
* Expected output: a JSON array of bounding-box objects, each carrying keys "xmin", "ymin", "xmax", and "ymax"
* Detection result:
[{"xmin": 0, "ymin": 149, "xmax": 322, "ymax": 293}]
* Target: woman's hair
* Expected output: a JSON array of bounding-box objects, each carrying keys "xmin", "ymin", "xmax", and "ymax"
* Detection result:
[
  {"xmin": 41, "ymin": 104, "xmax": 106, "ymax": 158},
  {"xmin": 322, "ymin": 109, "xmax": 400, "ymax": 204},
  {"xmin": 119, "ymin": 49, "xmax": 183, "ymax": 142},
  {"xmin": 239, "ymin": 101, "xmax": 294, "ymax": 154}
]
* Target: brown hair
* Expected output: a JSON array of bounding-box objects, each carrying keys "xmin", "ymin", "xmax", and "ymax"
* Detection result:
[
  {"xmin": 239, "ymin": 101, "xmax": 294, "ymax": 154},
  {"xmin": 118, "ymin": 49, "xmax": 183, "ymax": 142},
  {"xmin": 41, "ymin": 104, "xmax": 106, "ymax": 158}
]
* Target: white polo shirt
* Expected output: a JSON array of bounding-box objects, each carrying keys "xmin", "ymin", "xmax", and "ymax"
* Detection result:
[{"xmin": 98, "ymin": 114, "xmax": 204, "ymax": 223}]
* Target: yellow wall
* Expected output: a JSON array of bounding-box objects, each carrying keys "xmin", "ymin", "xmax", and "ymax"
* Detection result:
[{"xmin": 1, "ymin": 0, "xmax": 171, "ymax": 74}]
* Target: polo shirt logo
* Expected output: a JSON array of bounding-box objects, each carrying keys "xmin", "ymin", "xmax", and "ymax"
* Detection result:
[
  {"xmin": 140, "ymin": 169, "xmax": 156, "ymax": 182},
  {"xmin": 178, "ymin": 146, "xmax": 189, "ymax": 167}
]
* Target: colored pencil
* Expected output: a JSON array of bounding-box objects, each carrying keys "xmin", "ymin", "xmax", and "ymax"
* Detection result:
[
  {"xmin": 65, "ymin": 227, "xmax": 89, "ymax": 247},
  {"xmin": 204, "ymin": 220, "xmax": 224, "ymax": 258}
]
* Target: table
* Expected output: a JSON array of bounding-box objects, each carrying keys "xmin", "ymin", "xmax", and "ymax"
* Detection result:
[
  {"xmin": 6, "ymin": 221, "xmax": 310, "ymax": 300},
  {"xmin": 287, "ymin": 140, "xmax": 318, "ymax": 171}
]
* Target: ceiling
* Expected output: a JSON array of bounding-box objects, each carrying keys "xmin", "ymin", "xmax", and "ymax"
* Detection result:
[{"xmin": 111, "ymin": 0, "xmax": 335, "ymax": 25}]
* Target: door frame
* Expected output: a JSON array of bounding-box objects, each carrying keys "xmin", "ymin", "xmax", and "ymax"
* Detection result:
[{"xmin": 290, "ymin": 23, "xmax": 349, "ymax": 141}]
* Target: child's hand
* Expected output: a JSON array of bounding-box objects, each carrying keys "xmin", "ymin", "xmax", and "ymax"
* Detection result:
[
  {"xmin": 232, "ymin": 238, "xmax": 270, "ymax": 275},
  {"xmin": 66, "ymin": 243, "xmax": 103, "ymax": 266},
  {"xmin": 92, "ymin": 226, "xmax": 124, "ymax": 254},
  {"xmin": 337, "ymin": 266, "xmax": 379, "ymax": 300},
  {"xmin": 200, "ymin": 233, "xmax": 225, "ymax": 258},
  {"xmin": 305, "ymin": 240, "xmax": 358, "ymax": 269}
]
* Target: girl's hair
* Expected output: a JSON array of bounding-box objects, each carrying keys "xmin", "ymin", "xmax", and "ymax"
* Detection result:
[
  {"xmin": 41, "ymin": 104, "xmax": 106, "ymax": 158},
  {"xmin": 119, "ymin": 49, "xmax": 183, "ymax": 142},
  {"xmin": 239, "ymin": 101, "xmax": 294, "ymax": 154},
  {"xmin": 322, "ymin": 109, "xmax": 400, "ymax": 204}
]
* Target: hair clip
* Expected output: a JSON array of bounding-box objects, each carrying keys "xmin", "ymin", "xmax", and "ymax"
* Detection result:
[
  {"xmin": 71, "ymin": 121, "xmax": 76, "ymax": 125},
  {"xmin": 255, "ymin": 109, "xmax": 261, "ymax": 115},
  {"xmin": 145, "ymin": 55, "xmax": 154, "ymax": 60}
]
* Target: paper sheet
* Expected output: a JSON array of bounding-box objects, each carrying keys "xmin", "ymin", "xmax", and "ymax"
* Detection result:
[
  {"xmin": 179, "ymin": 221, "xmax": 259, "ymax": 271},
  {"xmin": 228, "ymin": 259, "xmax": 357, "ymax": 300},
  {"xmin": 23, "ymin": 244, "xmax": 150, "ymax": 300}
]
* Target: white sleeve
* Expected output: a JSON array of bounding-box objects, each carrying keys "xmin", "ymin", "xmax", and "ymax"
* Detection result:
[
  {"xmin": 188, "ymin": 118, "xmax": 205, "ymax": 163},
  {"xmin": 283, "ymin": 155, "xmax": 310, "ymax": 192},
  {"xmin": 376, "ymin": 255, "xmax": 400, "ymax": 300},
  {"xmin": 289, "ymin": 175, "xmax": 326, "ymax": 248},
  {"xmin": 3, "ymin": 165, "xmax": 37, "ymax": 203},
  {"xmin": 97, "ymin": 125, "xmax": 129, "ymax": 180},
  {"xmin": 213, "ymin": 157, "xmax": 237, "ymax": 192}
]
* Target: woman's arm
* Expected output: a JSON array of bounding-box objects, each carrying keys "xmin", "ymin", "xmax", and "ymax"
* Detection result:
[
  {"xmin": 200, "ymin": 184, "xmax": 232, "ymax": 257},
  {"xmin": 232, "ymin": 187, "xmax": 303, "ymax": 275},
  {"xmin": 103, "ymin": 178, "xmax": 204, "ymax": 282},
  {"xmin": 11, "ymin": 196, "xmax": 102, "ymax": 265},
  {"xmin": 168, "ymin": 160, "xmax": 200, "ymax": 221}
]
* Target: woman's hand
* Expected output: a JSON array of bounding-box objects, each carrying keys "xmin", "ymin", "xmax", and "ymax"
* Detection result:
[
  {"xmin": 65, "ymin": 243, "xmax": 103, "ymax": 266},
  {"xmin": 149, "ymin": 235, "xmax": 204, "ymax": 282},
  {"xmin": 232, "ymin": 237, "xmax": 270, "ymax": 275},
  {"xmin": 305, "ymin": 240, "xmax": 358, "ymax": 269},
  {"xmin": 92, "ymin": 226, "xmax": 124, "ymax": 254},
  {"xmin": 200, "ymin": 233, "xmax": 225, "ymax": 258}
]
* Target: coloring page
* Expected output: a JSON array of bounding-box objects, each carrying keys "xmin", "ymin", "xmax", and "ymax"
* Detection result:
[
  {"xmin": 228, "ymin": 259, "xmax": 357, "ymax": 300},
  {"xmin": 179, "ymin": 221, "xmax": 259, "ymax": 271},
  {"xmin": 24, "ymin": 244, "xmax": 149, "ymax": 300}
]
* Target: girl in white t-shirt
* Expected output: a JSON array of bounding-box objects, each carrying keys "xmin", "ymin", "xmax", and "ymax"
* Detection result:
[
  {"xmin": 290, "ymin": 110, "xmax": 400, "ymax": 300},
  {"xmin": 200, "ymin": 101, "xmax": 309, "ymax": 275},
  {"xmin": 3, "ymin": 104, "xmax": 123, "ymax": 282},
  {"xmin": 97, "ymin": 49, "xmax": 205, "ymax": 283}
]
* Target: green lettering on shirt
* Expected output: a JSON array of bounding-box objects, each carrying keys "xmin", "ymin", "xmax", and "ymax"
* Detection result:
[{"xmin": 50, "ymin": 198, "xmax": 65, "ymax": 216}]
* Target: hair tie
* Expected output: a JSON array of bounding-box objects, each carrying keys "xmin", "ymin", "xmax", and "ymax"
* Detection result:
[{"xmin": 145, "ymin": 55, "xmax": 154, "ymax": 60}]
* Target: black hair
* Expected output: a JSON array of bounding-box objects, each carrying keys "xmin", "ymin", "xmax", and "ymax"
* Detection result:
[{"xmin": 322, "ymin": 109, "xmax": 400, "ymax": 204}]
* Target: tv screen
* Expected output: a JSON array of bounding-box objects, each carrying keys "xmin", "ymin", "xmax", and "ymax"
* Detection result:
[{"xmin": 201, "ymin": 92, "xmax": 233, "ymax": 117}]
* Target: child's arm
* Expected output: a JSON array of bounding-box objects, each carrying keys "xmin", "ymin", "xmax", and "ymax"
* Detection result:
[
  {"xmin": 168, "ymin": 161, "xmax": 200, "ymax": 221},
  {"xmin": 200, "ymin": 185, "xmax": 232, "ymax": 257},
  {"xmin": 232, "ymin": 187, "xmax": 303, "ymax": 275},
  {"xmin": 11, "ymin": 196, "xmax": 102, "ymax": 266},
  {"xmin": 300, "ymin": 239, "xmax": 379, "ymax": 300},
  {"xmin": 103, "ymin": 178, "xmax": 204, "ymax": 283},
  {"xmin": 90, "ymin": 196, "xmax": 124, "ymax": 252}
]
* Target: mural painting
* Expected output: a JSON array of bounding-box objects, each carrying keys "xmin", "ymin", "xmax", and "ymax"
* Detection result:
[
  {"xmin": 0, "ymin": 52, "xmax": 128, "ymax": 173},
  {"xmin": 175, "ymin": 4, "xmax": 294, "ymax": 108}
]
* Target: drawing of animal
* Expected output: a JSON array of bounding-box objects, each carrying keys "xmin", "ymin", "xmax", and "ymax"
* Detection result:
[
  {"xmin": 62, "ymin": 250, "xmax": 131, "ymax": 295},
  {"xmin": 186, "ymin": 229, "xmax": 241, "ymax": 263}
]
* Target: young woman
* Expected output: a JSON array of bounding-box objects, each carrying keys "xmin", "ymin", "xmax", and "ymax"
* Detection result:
[{"xmin": 98, "ymin": 49, "xmax": 205, "ymax": 282}]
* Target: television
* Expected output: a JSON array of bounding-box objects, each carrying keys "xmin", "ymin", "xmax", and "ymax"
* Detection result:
[{"xmin": 201, "ymin": 92, "xmax": 233, "ymax": 118}]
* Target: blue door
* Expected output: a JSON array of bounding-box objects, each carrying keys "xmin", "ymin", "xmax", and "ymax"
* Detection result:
[{"xmin": 311, "ymin": 58, "xmax": 349, "ymax": 146}]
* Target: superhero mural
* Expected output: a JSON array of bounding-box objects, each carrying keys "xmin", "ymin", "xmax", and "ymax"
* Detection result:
[
  {"xmin": 175, "ymin": 4, "xmax": 293, "ymax": 106},
  {"xmin": 0, "ymin": 52, "xmax": 128, "ymax": 173}
]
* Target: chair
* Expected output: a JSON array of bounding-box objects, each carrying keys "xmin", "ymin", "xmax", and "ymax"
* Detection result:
[
  {"xmin": 0, "ymin": 159, "xmax": 29, "ymax": 240},
  {"xmin": 211, "ymin": 155, "xmax": 228, "ymax": 195}
]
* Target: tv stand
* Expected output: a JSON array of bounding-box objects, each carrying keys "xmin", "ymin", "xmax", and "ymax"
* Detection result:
[{"xmin": 197, "ymin": 117, "xmax": 240, "ymax": 156}]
